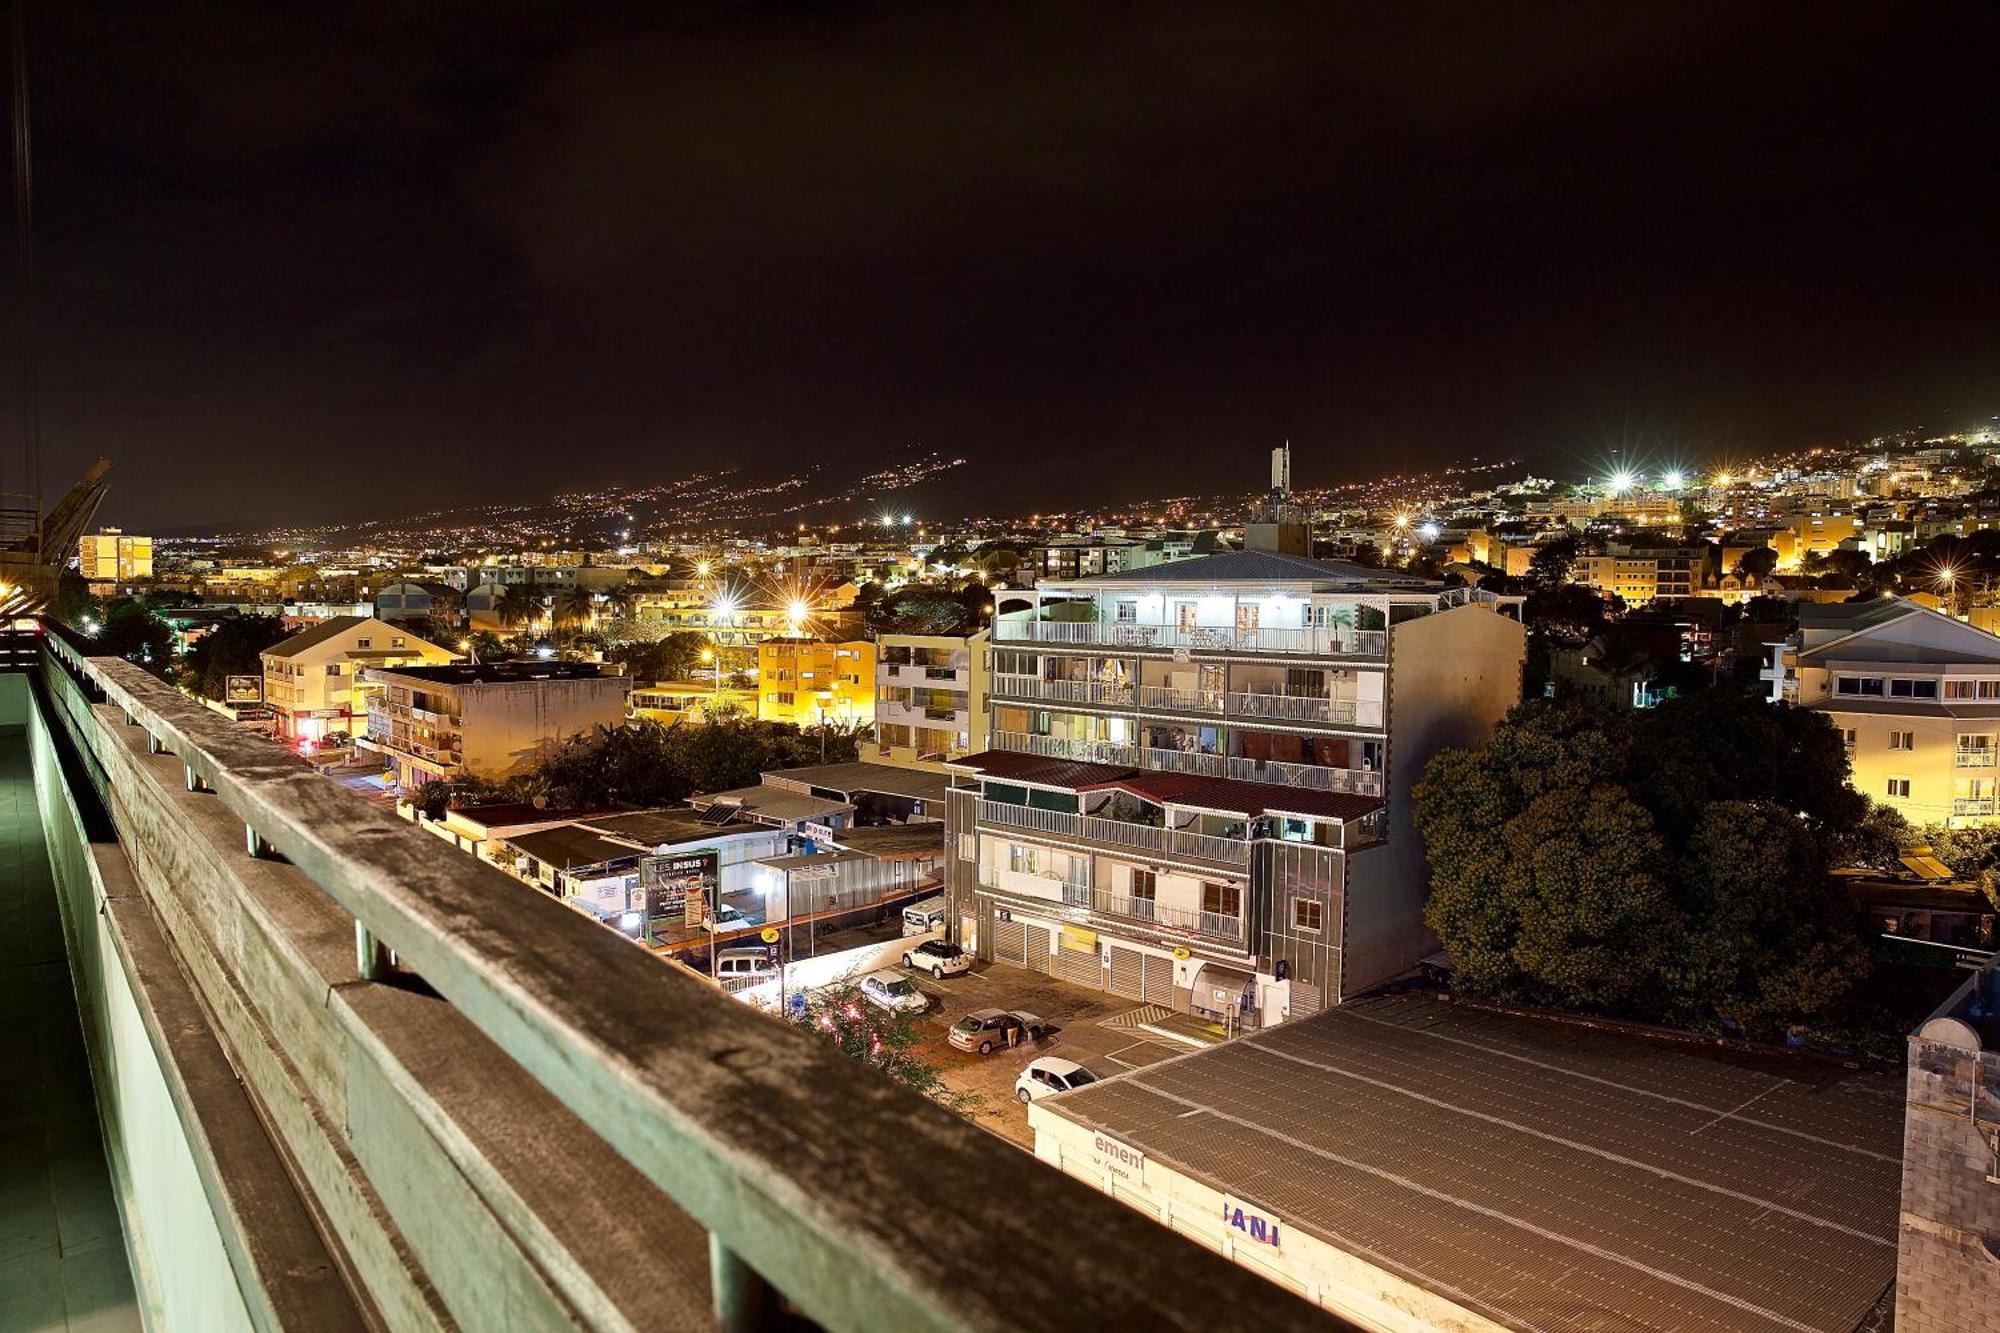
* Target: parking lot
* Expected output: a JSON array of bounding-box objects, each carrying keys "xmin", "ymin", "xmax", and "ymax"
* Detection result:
[{"xmin": 886, "ymin": 955, "xmax": 1191, "ymax": 1148}]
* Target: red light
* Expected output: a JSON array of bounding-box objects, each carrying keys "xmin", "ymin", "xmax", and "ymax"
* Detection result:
[{"xmin": 297, "ymin": 739, "xmax": 316, "ymax": 755}]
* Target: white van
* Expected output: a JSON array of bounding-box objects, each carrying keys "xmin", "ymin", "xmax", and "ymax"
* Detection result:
[
  {"xmin": 713, "ymin": 947, "xmax": 779, "ymax": 991},
  {"xmin": 901, "ymin": 895, "xmax": 947, "ymax": 937}
]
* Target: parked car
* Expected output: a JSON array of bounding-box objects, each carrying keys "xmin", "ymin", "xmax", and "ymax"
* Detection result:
[
  {"xmin": 712, "ymin": 947, "xmax": 778, "ymax": 992},
  {"xmin": 902, "ymin": 938, "xmax": 972, "ymax": 979},
  {"xmin": 1014, "ymin": 1057, "xmax": 1099, "ymax": 1104},
  {"xmin": 860, "ymin": 970, "xmax": 931, "ymax": 1015},
  {"xmin": 948, "ymin": 1008, "xmax": 1047, "ymax": 1055}
]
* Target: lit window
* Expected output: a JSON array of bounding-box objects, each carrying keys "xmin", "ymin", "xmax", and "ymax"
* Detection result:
[
  {"xmin": 1887, "ymin": 777, "xmax": 1911, "ymax": 799},
  {"xmin": 1889, "ymin": 731, "xmax": 1915, "ymax": 750}
]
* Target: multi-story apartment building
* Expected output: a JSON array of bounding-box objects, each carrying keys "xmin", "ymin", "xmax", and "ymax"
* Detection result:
[
  {"xmin": 76, "ymin": 527, "xmax": 153, "ymax": 583},
  {"xmin": 1764, "ymin": 598, "xmax": 2000, "ymax": 826},
  {"xmin": 261, "ymin": 615, "xmax": 456, "ymax": 745},
  {"xmin": 754, "ymin": 638, "xmax": 874, "ymax": 728},
  {"xmin": 874, "ymin": 631, "xmax": 989, "ymax": 770},
  {"xmin": 946, "ymin": 550, "xmax": 1525, "ymax": 1025},
  {"xmin": 1770, "ymin": 511, "xmax": 1863, "ymax": 570},
  {"xmin": 361, "ymin": 661, "xmax": 631, "ymax": 792},
  {"xmin": 1573, "ymin": 545, "xmax": 1711, "ymax": 605}
]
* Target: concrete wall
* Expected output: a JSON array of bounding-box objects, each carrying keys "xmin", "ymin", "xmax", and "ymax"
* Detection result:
[
  {"xmin": 1344, "ymin": 605, "xmax": 1523, "ymax": 998},
  {"xmin": 461, "ymin": 675, "xmax": 630, "ymax": 778},
  {"xmin": 1897, "ymin": 1029, "xmax": 2000, "ymax": 1331}
]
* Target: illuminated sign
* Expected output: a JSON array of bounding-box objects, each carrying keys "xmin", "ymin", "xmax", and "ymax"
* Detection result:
[
  {"xmin": 641, "ymin": 850, "xmax": 719, "ymax": 927},
  {"xmin": 225, "ymin": 675, "xmax": 263, "ymax": 703}
]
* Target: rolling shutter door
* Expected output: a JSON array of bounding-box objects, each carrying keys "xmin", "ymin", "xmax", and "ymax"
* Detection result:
[
  {"xmin": 1289, "ymin": 980, "xmax": 1322, "ymax": 1016},
  {"xmin": 1141, "ymin": 954, "xmax": 1175, "ymax": 1004},
  {"xmin": 991, "ymin": 918, "xmax": 1025, "ymax": 965},
  {"xmin": 1025, "ymin": 924, "xmax": 1053, "ymax": 973},
  {"xmin": 1108, "ymin": 946, "xmax": 1145, "ymax": 999},
  {"xmin": 1054, "ymin": 942, "xmax": 1104, "ymax": 989}
]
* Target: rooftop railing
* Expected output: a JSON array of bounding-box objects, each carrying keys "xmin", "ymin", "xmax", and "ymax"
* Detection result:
[
  {"xmin": 28, "ymin": 632, "xmax": 1335, "ymax": 1332},
  {"xmin": 996, "ymin": 617, "xmax": 1387, "ymax": 658}
]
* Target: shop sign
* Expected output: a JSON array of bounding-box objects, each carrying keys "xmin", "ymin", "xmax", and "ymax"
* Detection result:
[
  {"xmin": 1086, "ymin": 1132, "xmax": 1145, "ymax": 1185},
  {"xmin": 801, "ymin": 821, "xmax": 837, "ymax": 847},
  {"xmin": 225, "ymin": 674, "xmax": 263, "ymax": 703},
  {"xmin": 642, "ymin": 849, "xmax": 719, "ymax": 926},
  {"xmin": 1222, "ymin": 1197, "xmax": 1283, "ymax": 1248},
  {"xmin": 1060, "ymin": 924, "xmax": 1098, "ymax": 951}
]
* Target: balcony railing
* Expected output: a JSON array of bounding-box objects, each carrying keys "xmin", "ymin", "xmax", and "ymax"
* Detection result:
[
  {"xmin": 1138, "ymin": 684, "xmax": 1225, "ymax": 713},
  {"xmin": 1089, "ymin": 891, "xmax": 1243, "ymax": 939},
  {"xmin": 997, "ymin": 618, "xmax": 1387, "ymax": 657},
  {"xmin": 1225, "ymin": 756, "xmax": 1385, "ymax": 795},
  {"xmin": 26, "ymin": 632, "xmax": 1330, "ymax": 1332},
  {"xmin": 976, "ymin": 798, "xmax": 1252, "ymax": 865},
  {"xmin": 1956, "ymin": 748, "xmax": 1997, "ymax": 768},
  {"xmin": 1227, "ymin": 692, "xmax": 1364, "ymax": 725},
  {"xmin": 991, "ymin": 674, "xmax": 1135, "ymax": 707},
  {"xmin": 1952, "ymin": 797, "xmax": 1997, "ymax": 817},
  {"xmin": 1140, "ymin": 745, "xmax": 1229, "ymax": 778},
  {"xmin": 991, "ymin": 730, "xmax": 1139, "ymax": 766}
]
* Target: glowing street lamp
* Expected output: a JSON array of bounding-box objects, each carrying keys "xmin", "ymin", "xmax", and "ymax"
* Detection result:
[
  {"xmin": 1661, "ymin": 469, "xmax": 1685, "ymax": 490},
  {"xmin": 1607, "ymin": 471, "xmax": 1636, "ymax": 495}
]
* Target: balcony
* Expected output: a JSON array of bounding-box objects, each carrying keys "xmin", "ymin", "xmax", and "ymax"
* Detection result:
[
  {"xmin": 1225, "ymin": 756, "xmax": 1384, "ymax": 795},
  {"xmin": 976, "ymin": 798, "xmax": 1253, "ymax": 865},
  {"xmin": 996, "ymin": 617, "xmax": 1386, "ymax": 657},
  {"xmin": 1088, "ymin": 891, "xmax": 1243, "ymax": 939},
  {"xmin": 991, "ymin": 729, "xmax": 1138, "ymax": 766},
  {"xmin": 1952, "ymin": 797, "xmax": 1998, "ymax": 818},
  {"xmin": 1140, "ymin": 745, "xmax": 1229, "ymax": 778},
  {"xmin": 1956, "ymin": 748, "xmax": 1997, "ymax": 768},
  {"xmin": 1138, "ymin": 684, "xmax": 1225, "ymax": 713},
  {"xmin": 1226, "ymin": 692, "xmax": 1367, "ymax": 726},
  {"xmin": 992, "ymin": 673, "xmax": 1135, "ymax": 707},
  {"xmin": 11, "ymin": 630, "xmax": 1326, "ymax": 1331}
]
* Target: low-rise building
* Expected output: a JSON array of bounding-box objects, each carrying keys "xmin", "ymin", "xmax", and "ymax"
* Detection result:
[
  {"xmin": 361, "ymin": 660, "xmax": 630, "ymax": 791},
  {"xmin": 755, "ymin": 637, "xmax": 874, "ymax": 728},
  {"xmin": 874, "ymin": 630, "xmax": 989, "ymax": 769},
  {"xmin": 261, "ymin": 615, "xmax": 456, "ymax": 745},
  {"xmin": 1764, "ymin": 597, "xmax": 2000, "ymax": 825}
]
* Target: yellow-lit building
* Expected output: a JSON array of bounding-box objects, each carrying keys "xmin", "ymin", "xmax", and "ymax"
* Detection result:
[
  {"xmin": 262, "ymin": 616, "xmax": 458, "ymax": 745},
  {"xmin": 77, "ymin": 528, "xmax": 153, "ymax": 582},
  {"xmin": 629, "ymin": 682, "xmax": 757, "ymax": 724},
  {"xmin": 756, "ymin": 638, "xmax": 875, "ymax": 728},
  {"xmin": 1770, "ymin": 512, "xmax": 1863, "ymax": 570},
  {"xmin": 874, "ymin": 631, "xmax": 989, "ymax": 769}
]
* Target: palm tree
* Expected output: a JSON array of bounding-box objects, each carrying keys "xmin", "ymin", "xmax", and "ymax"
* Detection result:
[
  {"xmin": 558, "ymin": 585, "xmax": 596, "ymax": 629},
  {"xmin": 496, "ymin": 581, "xmax": 538, "ymax": 633}
]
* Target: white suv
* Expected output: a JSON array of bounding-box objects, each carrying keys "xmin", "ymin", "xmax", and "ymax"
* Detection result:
[{"xmin": 901, "ymin": 939, "xmax": 972, "ymax": 979}]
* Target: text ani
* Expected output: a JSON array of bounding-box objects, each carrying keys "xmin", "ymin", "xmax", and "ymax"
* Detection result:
[{"xmin": 1224, "ymin": 1205, "xmax": 1279, "ymax": 1247}]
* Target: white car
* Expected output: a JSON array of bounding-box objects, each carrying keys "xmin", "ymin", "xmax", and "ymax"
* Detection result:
[
  {"xmin": 1014, "ymin": 1056, "xmax": 1099, "ymax": 1104},
  {"xmin": 860, "ymin": 970, "xmax": 931, "ymax": 1015},
  {"xmin": 901, "ymin": 939, "xmax": 972, "ymax": 979}
]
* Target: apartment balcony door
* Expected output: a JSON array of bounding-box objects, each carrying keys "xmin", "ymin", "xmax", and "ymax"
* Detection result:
[
  {"xmin": 1236, "ymin": 603, "xmax": 1260, "ymax": 634},
  {"xmin": 1175, "ymin": 601, "xmax": 1198, "ymax": 633}
]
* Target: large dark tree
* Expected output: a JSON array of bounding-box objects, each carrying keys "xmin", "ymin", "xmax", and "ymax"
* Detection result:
[
  {"xmin": 1414, "ymin": 695, "xmax": 1873, "ymax": 1039},
  {"xmin": 92, "ymin": 601, "xmax": 173, "ymax": 677},
  {"xmin": 181, "ymin": 615, "xmax": 290, "ymax": 700}
]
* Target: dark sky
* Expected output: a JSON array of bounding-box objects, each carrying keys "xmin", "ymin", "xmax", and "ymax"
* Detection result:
[{"xmin": 7, "ymin": 1, "xmax": 1996, "ymax": 530}]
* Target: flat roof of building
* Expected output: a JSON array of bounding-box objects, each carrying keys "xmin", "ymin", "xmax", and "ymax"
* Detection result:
[
  {"xmin": 581, "ymin": 808, "xmax": 756, "ymax": 846},
  {"xmin": 1039, "ymin": 993, "xmax": 1902, "ymax": 1333},
  {"xmin": 1056, "ymin": 550, "xmax": 1442, "ymax": 589},
  {"xmin": 690, "ymin": 786, "xmax": 853, "ymax": 823},
  {"xmin": 826, "ymin": 823, "xmax": 946, "ymax": 859},
  {"xmin": 758, "ymin": 762, "xmax": 951, "ymax": 804},
  {"xmin": 502, "ymin": 825, "xmax": 648, "ymax": 870},
  {"xmin": 946, "ymin": 750, "xmax": 1138, "ymax": 790}
]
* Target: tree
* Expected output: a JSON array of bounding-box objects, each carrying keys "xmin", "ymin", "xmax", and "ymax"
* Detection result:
[
  {"xmin": 1735, "ymin": 546, "xmax": 1779, "ymax": 578},
  {"xmin": 557, "ymin": 585, "xmax": 597, "ymax": 629},
  {"xmin": 1525, "ymin": 534, "xmax": 1580, "ymax": 591},
  {"xmin": 496, "ymin": 581, "xmax": 541, "ymax": 633},
  {"xmin": 786, "ymin": 979, "xmax": 977, "ymax": 1112},
  {"xmin": 93, "ymin": 601, "xmax": 173, "ymax": 677},
  {"xmin": 607, "ymin": 631, "xmax": 706, "ymax": 683},
  {"xmin": 181, "ymin": 615, "xmax": 289, "ymax": 699},
  {"xmin": 1413, "ymin": 696, "xmax": 1874, "ymax": 1040}
]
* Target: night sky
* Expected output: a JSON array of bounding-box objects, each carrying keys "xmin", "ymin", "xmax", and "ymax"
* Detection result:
[{"xmin": 7, "ymin": 1, "xmax": 1996, "ymax": 530}]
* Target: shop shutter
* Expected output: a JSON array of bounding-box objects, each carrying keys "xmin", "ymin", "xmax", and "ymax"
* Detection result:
[
  {"xmin": 1289, "ymin": 980, "xmax": 1322, "ymax": 1016},
  {"xmin": 1025, "ymin": 924, "xmax": 1053, "ymax": 973},
  {"xmin": 991, "ymin": 918, "xmax": 1025, "ymax": 965},
  {"xmin": 1108, "ymin": 946, "xmax": 1145, "ymax": 999},
  {"xmin": 1054, "ymin": 945, "xmax": 1104, "ymax": 989},
  {"xmin": 1142, "ymin": 954, "xmax": 1175, "ymax": 1004}
]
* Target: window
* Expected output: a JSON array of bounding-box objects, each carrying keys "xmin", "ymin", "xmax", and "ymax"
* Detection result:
[
  {"xmin": 1890, "ymin": 679, "xmax": 1939, "ymax": 700},
  {"xmin": 326, "ymin": 664, "xmax": 341, "ymax": 677},
  {"xmin": 1835, "ymin": 676, "xmax": 1884, "ymax": 697},
  {"xmin": 1114, "ymin": 600, "xmax": 1138, "ymax": 624},
  {"xmin": 959, "ymin": 834, "xmax": 976, "ymax": 861},
  {"xmin": 1009, "ymin": 844, "xmax": 1043, "ymax": 875},
  {"xmin": 392, "ymin": 637, "xmax": 405, "ymax": 648},
  {"xmin": 357, "ymin": 638, "xmax": 372, "ymax": 649},
  {"xmin": 1946, "ymin": 680, "xmax": 1978, "ymax": 699},
  {"xmin": 1839, "ymin": 727, "xmax": 1856, "ymax": 747},
  {"xmin": 1889, "ymin": 731, "xmax": 1915, "ymax": 750},
  {"xmin": 1128, "ymin": 868, "xmax": 1156, "ymax": 902},
  {"xmin": 1293, "ymin": 897, "xmax": 1323, "ymax": 933},
  {"xmin": 1202, "ymin": 882, "xmax": 1241, "ymax": 918},
  {"xmin": 1886, "ymin": 777, "xmax": 1911, "ymax": 799}
]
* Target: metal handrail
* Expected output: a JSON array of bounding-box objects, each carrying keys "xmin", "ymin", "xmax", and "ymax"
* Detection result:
[{"xmin": 38, "ymin": 634, "xmax": 1337, "ymax": 1332}]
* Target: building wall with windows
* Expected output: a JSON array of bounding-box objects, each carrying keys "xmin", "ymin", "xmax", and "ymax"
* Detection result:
[
  {"xmin": 261, "ymin": 615, "xmax": 456, "ymax": 744},
  {"xmin": 756, "ymin": 638, "xmax": 875, "ymax": 729},
  {"xmin": 874, "ymin": 630, "xmax": 989, "ymax": 770},
  {"xmin": 78, "ymin": 528, "xmax": 154, "ymax": 582}
]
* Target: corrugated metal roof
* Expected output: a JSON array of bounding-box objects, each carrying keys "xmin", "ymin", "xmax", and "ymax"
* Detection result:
[{"xmin": 1040, "ymin": 994, "xmax": 1901, "ymax": 1333}]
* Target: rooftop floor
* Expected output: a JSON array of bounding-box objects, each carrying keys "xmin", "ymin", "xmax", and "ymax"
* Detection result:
[
  {"xmin": 0, "ymin": 731, "xmax": 141, "ymax": 1332},
  {"xmin": 1040, "ymin": 991, "xmax": 1907, "ymax": 1333}
]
